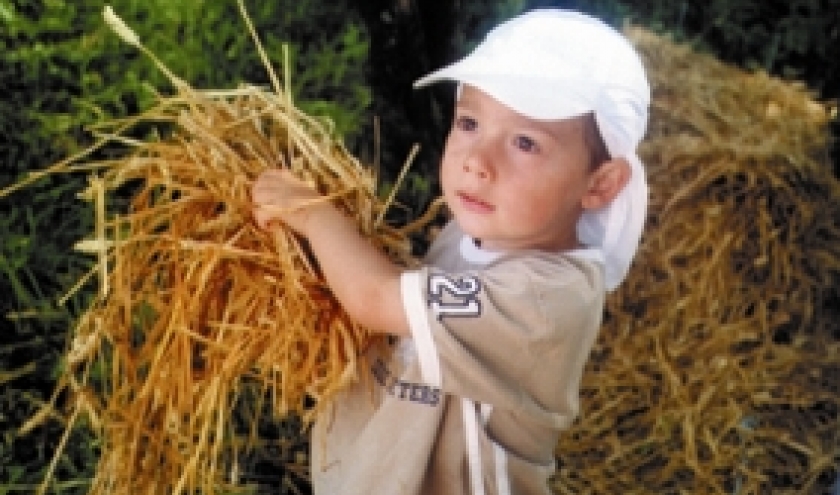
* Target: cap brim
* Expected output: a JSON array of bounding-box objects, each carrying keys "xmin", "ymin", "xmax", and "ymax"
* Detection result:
[{"xmin": 414, "ymin": 63, "xmax": 596, "ymax": 121}]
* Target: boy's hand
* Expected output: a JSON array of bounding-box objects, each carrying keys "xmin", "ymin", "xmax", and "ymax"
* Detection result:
[
  {"xmin": 251, "ymin": 169, "xmax": 324, "ymax": 235},
  {"xmin": 251, "ymin": 169, "xmax": 410, "ymax": 336}
]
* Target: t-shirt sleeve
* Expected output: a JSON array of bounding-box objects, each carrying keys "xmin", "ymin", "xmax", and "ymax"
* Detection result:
[{"xmin": 399, "ymin": 257, "xmax": 603, "ymax": 413}]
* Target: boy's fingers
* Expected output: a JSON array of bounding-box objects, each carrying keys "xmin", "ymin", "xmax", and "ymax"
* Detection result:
[
  {"xmin": 252, "ymin": 206, "xmax": 268, "ymax": 229},
  {"xmin": 253, "ymin": 205, "xmax": 282, "ymax": 231},
  {"xmin": 251, "ymin": 177, "xmax": 287, "ymax": 205},
  {"xmin": 250, "ymin": 169, "xmax": 318, "ymax": 234}
]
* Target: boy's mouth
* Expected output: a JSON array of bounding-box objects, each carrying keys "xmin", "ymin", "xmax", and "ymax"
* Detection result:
[{"xmin": 456, "ymin": 191, "xmax": 494, "ymax": 213}]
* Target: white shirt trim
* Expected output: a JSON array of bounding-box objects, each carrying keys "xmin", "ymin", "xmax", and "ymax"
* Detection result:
[
  {"xmin": 567, "ymin": 246, "xmax": 605, "ymax": 264},
  {"xmin": 400, "ymin": 271, "xmax": 442, "ymax": 387},
  {"xmin": 459, "ymin": 234, "xmax": 605, "ymax": 267},
  {"xmin": 462, "ymin": 398, "xmax": 486, "ymax": 495},
  {"xmin": 480, "ymin": 403, "xmax": 512, "ymax": 495},
  {"xmin": 494, "ymin": 442, "xmax": 512, "ymax": 495},
  {"xmin": 459, "ymin": 236, "xmax": 503, "ymax": 265}
]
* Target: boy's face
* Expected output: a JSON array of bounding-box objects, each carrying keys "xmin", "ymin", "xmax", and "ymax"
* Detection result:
[{"xmin": 440, "ymin": 85, "xmax": 596, "ymax": 252}]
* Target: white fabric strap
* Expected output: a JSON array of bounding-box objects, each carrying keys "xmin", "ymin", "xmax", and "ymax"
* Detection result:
[
  {"xmin": 480, "ymin": 403, "xmax": 493, "ymax": 424},
  {"xmin": 462, "ymin": 398, "xmax": 486, "ymax": 495},
  {"xmin": 493, "ymin": 442, "xmax": 511, "ymax": 495},
  {"xmin": 480, "ymin": 404, "xmax": 512, "ymax": 495},
  {"xmin": 400, "ymin": 271, "xmax": 442, "ymax": 387}
]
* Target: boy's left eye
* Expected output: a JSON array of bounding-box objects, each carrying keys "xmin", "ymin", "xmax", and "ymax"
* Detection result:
[
  {"xmin": 455, "ymin": 115, "xmax": 478, "ymax": 132},
  {"xmin": 513, "ymin": 135, "xmax": 539, "ymax": 153}
]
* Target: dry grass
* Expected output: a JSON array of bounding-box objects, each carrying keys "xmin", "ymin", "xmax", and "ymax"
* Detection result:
[{"xmin": 16, "ymin": 4, "xmax": 431, "ymax": 494}]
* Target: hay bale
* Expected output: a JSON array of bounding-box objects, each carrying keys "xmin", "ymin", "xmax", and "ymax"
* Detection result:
[{"xmin": 553, "ymin": 27, "xmax": 840, "ymax": 494}]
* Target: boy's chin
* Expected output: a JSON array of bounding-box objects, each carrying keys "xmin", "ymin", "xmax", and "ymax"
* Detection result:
[{"xmin": 453, "ymin": 217, "xmax": 491, "ymax": 241}]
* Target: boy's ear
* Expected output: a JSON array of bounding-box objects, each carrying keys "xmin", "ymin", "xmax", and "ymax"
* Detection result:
[{"xmin": 582, "ymin": 158, "xmax": 631, "ymax": 210}]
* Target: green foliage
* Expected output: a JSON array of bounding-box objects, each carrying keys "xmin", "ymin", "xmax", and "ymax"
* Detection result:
[
  {"xmin": 567, "ymin": 0, "xmax": 840, "ymax": 173},
  {"xmin": 613, "ymin": 0, "xmax": 839, "ymax": 86}
]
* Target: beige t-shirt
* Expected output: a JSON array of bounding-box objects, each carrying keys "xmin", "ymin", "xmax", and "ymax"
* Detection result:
[{"xmin": 311, "ymin": 221, "xmax": 605, "ymax": 495}]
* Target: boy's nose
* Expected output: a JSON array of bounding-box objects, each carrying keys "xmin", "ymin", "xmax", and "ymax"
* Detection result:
[{"xmin": 463, "ymin": 144, "xmax": 494, "ymax": 180}]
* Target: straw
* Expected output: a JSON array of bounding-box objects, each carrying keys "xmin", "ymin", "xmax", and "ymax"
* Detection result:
[
  {"xmin": 552, "ymin": 26, "xmax": 840, "ymax": 494},
  {"xmin": 18, "ymin": 5, "xmax": 427, "ymax": 495}
]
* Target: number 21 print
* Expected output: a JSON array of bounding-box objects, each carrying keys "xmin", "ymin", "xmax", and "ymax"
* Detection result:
[{"xmin": 427, "ymin": 274, "xmax": 482, "ymax": 320}]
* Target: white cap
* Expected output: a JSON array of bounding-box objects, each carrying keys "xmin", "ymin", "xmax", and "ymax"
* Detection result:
[{"xmin": 414, "ymin": 9, "xmax": 650, "ymax": 291}]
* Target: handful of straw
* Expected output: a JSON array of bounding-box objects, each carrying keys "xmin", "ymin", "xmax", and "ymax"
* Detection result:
[{"xmin": 25, "ymin": 4, "xmax": 428, "ymax": 494}]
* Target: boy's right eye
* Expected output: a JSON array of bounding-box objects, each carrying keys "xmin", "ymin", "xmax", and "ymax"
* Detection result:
[{"xmin": 454, "ymin": 115, "xmax": 478, "ymax": 132}]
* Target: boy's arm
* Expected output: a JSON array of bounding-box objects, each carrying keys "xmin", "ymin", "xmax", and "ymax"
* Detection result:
[{"xmin": 251, "ymin": 169, "xmax": 410, "ymax": 336}]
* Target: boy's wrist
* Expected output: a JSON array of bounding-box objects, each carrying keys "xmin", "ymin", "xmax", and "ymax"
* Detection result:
[{"xmin": 296, "ymin": 200, "xmax": 340, "ymax": 239}]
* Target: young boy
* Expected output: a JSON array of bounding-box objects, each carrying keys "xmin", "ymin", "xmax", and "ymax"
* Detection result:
[{"xmin": 252, "ymin": 8, "xmax": 650, "ymax": 495}]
